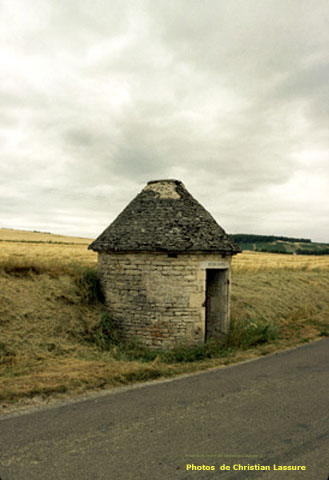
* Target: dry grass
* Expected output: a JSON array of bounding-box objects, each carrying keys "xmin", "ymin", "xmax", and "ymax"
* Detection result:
[
  {"xmin": 1, "ymin": 229, "xmax": 328, "ymax": 412},
  {"xmin": 230, "ymin": 270, "xmax": 329, "ymax": 344}
]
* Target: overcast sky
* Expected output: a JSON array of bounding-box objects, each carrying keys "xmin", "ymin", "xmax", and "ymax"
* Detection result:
[{"xmin": 1, "ymin": 0, "xmax": 328, "ymax": 242}]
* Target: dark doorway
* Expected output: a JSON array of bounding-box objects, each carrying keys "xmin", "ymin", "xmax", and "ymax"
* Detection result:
[{"xmin": 205, "ymin": 269, "xmax": 229, "ymax": 342}]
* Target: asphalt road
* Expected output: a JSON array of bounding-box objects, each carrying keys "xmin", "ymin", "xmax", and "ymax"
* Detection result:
[{"xmin": 0, "ymin": 339, "xmax": 328, "ymax": 480}]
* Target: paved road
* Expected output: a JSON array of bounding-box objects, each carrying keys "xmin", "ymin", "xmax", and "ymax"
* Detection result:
[{"xmin": 0, "ymin": 339, "xmax": 328, "ymax": 480}]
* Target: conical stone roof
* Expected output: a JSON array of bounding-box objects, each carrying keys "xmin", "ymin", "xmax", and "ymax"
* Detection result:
[{"xmin": 88, "ymin": 180, "xmax": 240, "ymax": 254}]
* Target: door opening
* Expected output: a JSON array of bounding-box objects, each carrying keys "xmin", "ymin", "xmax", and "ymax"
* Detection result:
[{"xmin": 205, "ymin": 269, "xmax": 229, "ymax": 342}]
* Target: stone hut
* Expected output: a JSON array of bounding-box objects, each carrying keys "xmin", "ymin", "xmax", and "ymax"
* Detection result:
[{"xmin": 89, "ymin": 179, "xmax": 240, "ymax": 349}]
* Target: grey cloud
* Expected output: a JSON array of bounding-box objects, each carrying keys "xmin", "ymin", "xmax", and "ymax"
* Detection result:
[{"xmin": 0, "ymin": 0, "xmax": 328, "ymax": 241}]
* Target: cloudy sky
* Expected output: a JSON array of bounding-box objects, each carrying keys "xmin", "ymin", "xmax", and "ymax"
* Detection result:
[{"xmin": 1, "ymin": 0, "xmax": 328, "ymax": 242}]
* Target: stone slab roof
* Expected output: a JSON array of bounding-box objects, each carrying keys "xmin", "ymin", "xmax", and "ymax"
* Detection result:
[{"xmin": 89, "ymin": 180, "xmax": 241, "ymax": 254}]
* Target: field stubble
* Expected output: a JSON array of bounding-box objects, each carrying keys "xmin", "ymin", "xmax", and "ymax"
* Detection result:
[{"xmin": 1, "ymin": 229, "xmax": 328, "ymax": 411}]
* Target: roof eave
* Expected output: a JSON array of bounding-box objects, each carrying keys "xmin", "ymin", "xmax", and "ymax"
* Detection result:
[{"xmin": 88, "ymin": 244, "xmax": 241, "ymax": 255}]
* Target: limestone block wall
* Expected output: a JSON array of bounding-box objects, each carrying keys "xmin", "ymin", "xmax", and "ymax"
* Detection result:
[{"xmin": 98, "ymin": 252, "xmax": 232, "ymax": 349}]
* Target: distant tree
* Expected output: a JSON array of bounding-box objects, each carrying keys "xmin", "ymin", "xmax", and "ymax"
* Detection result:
[
  {"xmin": 297, "ymin": 248, "xmax": 329, "ymax": 255},
  {"xmin": 231, "ymin": 234, "xmax": 311, "ymax": 244}
]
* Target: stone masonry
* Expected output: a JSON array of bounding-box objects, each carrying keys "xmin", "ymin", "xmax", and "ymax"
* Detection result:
[{"xmin": 98, "ymin": 251, "xmax": 231, "ymax": 349}]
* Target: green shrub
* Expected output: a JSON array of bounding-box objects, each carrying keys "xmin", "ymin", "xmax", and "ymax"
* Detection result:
[
  {"xmin": 90, "ymin": 313, "xmax": 120, "ymax": 349},
  {"xmin": 75, "ymin": 268, "xmax": 103, "ymax": 304},
  {"xmin": 164, "ymin": 344, "xmax": 208, "ymax": 362},
  {"xmin": 110, "ymin": 340, "xmax": 159, "ymax": 362},
  {"xmin": 110, "ymin": 339, "xmax": 235, "ymax": 364},
  {"xmin": 319, "ymin": 327, "xmax": 329, "ymax": 337},
  {"xmin": 227, "ymin": 318, "xmax": 279, "ymax": 349},
  {"xmin": 162, "ymin": 342, "xmax": 215, "ymax": 363}
]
